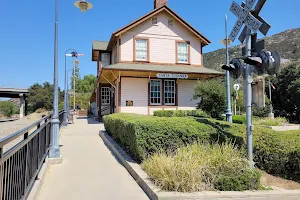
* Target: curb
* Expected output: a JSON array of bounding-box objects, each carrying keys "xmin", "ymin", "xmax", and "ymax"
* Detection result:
[
  {"xmin": 99, "ymin": 131, "xmax": 159, "ymax": 200},
  {"xmin": 99, "ymin": 131, "xmax": 300, "ymax": 200}
]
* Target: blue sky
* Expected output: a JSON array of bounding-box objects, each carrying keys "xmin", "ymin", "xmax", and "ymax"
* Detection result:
[{"xmin": 0, "ymin": 0, "xmax": 299, "ymax": 89}]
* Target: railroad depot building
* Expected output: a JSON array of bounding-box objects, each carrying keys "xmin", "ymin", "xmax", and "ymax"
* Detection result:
[{"xmin": 90, "ymin": 0, "xmax": 223, "ymax": 119}]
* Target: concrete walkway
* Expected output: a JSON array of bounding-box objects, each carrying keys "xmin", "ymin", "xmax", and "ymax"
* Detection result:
[{"xmin": 37, "ymin": 117, "xmax": 149, "ymax": 200}]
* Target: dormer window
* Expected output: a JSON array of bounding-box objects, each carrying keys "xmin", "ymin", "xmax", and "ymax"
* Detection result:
[
  {"xmin": 134, "ymin": 38, "xmax": 149, "ymax": 61},
  {"xmin": 168, "ymin": 19, "xmax": 173, "ymax": 27},
  {"xmin": 152, "ymin": 17, "xmax": 158, "ymax": 25}
]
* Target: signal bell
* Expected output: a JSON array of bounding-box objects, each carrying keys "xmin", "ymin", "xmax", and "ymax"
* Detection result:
[
  {"xmin": 222, "ymin": 58, "xmax": 243, "ymax": 79},
  {"xmin": 243, "ymin": 50, "xmax": 281, "ymax": 75}
]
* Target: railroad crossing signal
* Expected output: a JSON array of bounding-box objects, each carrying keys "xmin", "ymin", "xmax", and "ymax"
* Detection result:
[
  {"xmin": 229, "ymin": 0, "xmax": 271, "ymax": 43},
  {"xmin": 238, "ymin": 0, "xmax": 271, "ymax": 43},
  {"xmin": 229, "ymin": 0, "xmax": 263, "ymax": 42}
]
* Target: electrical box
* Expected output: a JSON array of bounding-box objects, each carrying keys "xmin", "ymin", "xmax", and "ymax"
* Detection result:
[
  {"xmin": 252, "ymin": 78, "xmax": 265, "ymax": 108},
  {"xmin": 243, "ymin": 78, "xmax": 266, "ymax": 108}
]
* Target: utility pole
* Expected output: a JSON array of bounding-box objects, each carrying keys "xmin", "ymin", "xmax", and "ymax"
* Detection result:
[
  {"xmin": 268, "ymin": 79, "xmax": 274, "ymax": 118},
  {"xmin": 245, "ymin": 28, "xmax": 254, "ymax": 168},
  {"xmin": 73, "ymin": 58, "xmax": 76, "ymax": 111}
]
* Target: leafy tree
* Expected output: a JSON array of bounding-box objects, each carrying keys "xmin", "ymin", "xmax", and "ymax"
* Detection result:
[
  {"xmin": 267, "ymin": 62, "xmax": 300, "ymax": 122},
  {"xmin": 194, "ymin": 78, "xmax": 226, "ymax": 118},
  {"xmin": 27, "ymin": 82, "xmax": 64, "ymax": 113},
  {"xmin": 0, "ymin": 101, "xmax": 16, "ymax": 117},
  {"xmin": 76, "ymin": 74, "xmax": 97, "ymax": 93},
  {"xmin": 69, "ymin": 93, "xmax": 91, "ymax": 109}
]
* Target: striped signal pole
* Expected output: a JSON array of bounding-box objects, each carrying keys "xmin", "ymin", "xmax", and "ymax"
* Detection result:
[{"xmin": 66, "ymin": 52, "xmax": 84, "ymax": 112}]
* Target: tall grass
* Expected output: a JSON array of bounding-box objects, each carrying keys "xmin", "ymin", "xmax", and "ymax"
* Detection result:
[
  {"xmin": 253, "ymin": 117, "xmax": 287, "ymax": 126},
  {"xmin": 142, "ymin": 143, "xmax": 261, "ymax": 192}
]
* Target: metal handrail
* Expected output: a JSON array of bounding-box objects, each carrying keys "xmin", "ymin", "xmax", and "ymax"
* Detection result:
[
  {"xmin": 0, "ymin": 110, "xmax": 64, "ymax": 200},
  {"xmin": 0, "ymin": 111, "xmax": 64, "ymax": 148},
  {"xmin": 0, "ymin": 114, "xmax": 51, "ymax": 148}
]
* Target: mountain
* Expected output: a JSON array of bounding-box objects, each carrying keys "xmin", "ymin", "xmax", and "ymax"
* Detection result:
[{"xmin": 203, "ymin": 28, "xmax": 300, "ymax": 72}]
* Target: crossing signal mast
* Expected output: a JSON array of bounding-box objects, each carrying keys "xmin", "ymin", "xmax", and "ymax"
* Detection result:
[{"xmin": 224, "ymin": 0, "xmax": 281, "ymax": 167}]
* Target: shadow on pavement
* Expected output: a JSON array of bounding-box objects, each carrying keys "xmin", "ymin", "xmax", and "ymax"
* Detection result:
[{"xmin": 76, "ymin": 116, "xmax": 103, "ymax": 125}]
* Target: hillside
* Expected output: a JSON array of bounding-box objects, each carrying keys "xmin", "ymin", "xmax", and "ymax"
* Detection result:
[{"xmin": 203, "ymin": 28, "xmax": 300, "ymax": 72}]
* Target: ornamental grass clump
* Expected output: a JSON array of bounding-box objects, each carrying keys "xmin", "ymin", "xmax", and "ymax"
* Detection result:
[
  {"xmin": 142, "ymin": 143, "xmax": 261, "ymax": 192},
  {"xmin": 253, "ymin": 117, "xmax": 287, "ymax": 126}
]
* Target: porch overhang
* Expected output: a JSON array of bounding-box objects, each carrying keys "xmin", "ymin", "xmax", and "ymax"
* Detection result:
[{"xmin": 97, "ymin": 63, "xmax": 224, "ymax": 86}]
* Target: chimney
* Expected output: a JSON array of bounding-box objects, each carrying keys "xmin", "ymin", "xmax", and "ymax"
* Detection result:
[{"xmin": 154, "ymin": 0, "xmax": 168, "ymax": 9}]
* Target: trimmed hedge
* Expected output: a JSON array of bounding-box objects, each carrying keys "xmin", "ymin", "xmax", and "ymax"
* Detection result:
[
  {"xmin": 203, "ymin": 118, "xmax": 300, "ymax": 181},
  {"xmin": 104, "ymin": 113, "xmax": 300, "ymax": 182},
  {"xmin": 104, "ymin": 113, "xmax": 218, "ymax": 161},
  {"xmin": 153, "ymin": 109, "xmax": 210, "ymax": 118},
  {"xmin": 225, "ymin": 115, "xmax": 246, "ymax": 124}
]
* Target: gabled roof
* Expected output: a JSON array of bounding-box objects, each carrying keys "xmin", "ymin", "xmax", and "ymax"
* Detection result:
[
  {"xmin": 92, "ymin": 41, "xmax": 109, "ymax": 51},
  {"xmin": 107, "ymin": 5, "xmax": 211, "ymax": 50}
]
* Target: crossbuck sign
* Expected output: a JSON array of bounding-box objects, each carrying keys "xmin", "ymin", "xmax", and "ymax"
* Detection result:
[{"xmin": 229, "ymin": 0, "xmax": 263, "ymax": 42}]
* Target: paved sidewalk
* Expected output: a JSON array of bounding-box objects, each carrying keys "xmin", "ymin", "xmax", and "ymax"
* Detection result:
[{"xmin": 38, "ymin": 117, "xmax": 149, "ymax": 200}]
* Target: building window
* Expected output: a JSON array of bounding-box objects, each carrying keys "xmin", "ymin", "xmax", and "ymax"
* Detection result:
[
  {"xmin": 168, "ymin": 19, "xmax": 173, "ymax": 27},
  {"xmin": 150, "ymin": 80, "xmax": 161, "ymax": 105},
  {"xmin": 113, "ymin": 45, "xmax": 118, "ymax": 64},
  {"xmin": 150, "ymin": 79, "xmax": 176, "ymax": 106},
  {"xmin": 164, "ymin": 80, "xmax": 176, "ymax": 105},
  {"xmin": 135, "ymin": 39, "xmax": 148, "ymax": 61},
  {"xmin": 152, "ymin": 17, "xmax": 158, "ymax": 25},
  {"xmin": 177, "ymin": 42, "xmax": 189, "ymax": 63},
  {"xmin": 101, "ymin": 87, "xmax": 110, "ymax": 105},
  {"xmin": 101, "ymin": 53, "xmax": 110, "ymax": 67}
]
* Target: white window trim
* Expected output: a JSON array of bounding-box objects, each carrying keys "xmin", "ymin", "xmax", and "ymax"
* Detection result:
[
  {"xmin": 135, "ymin": 39, "xmax": 148, "ymax": 61},
  {"xmin": 150, "ymin": 80, "xmax": 162, "ymax": 106},
  {"xmin": 164, "ymin": 80, "xmax": 176, "ymax": 106},
  {"xmin": 177, "ymin": 42, "xmax": 189, "ymax": 64},
  {"xmin": 101, "ymin": 87, "xmax": 110, "ymax": 105}
]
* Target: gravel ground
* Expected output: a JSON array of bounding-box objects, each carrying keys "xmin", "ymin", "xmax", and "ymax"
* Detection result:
[{"xmin": 0, "ymin": 112, "xmax": 50, "ymax": 152}]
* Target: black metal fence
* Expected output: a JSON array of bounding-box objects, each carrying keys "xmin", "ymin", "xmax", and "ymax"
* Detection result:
[{"xmin": 0, "ymin": 111, "xmax": 64, "ymax": 200}]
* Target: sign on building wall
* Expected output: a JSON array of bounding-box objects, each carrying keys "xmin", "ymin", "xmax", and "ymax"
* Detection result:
[{"xmin": 156, "ymin": 73, "xmax": 188, "ymax": 79}]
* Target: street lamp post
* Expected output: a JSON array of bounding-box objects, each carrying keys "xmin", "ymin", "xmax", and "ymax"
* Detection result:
[
  {"xmin": 220, "ymin": 14, "xmax": 233, "ymax": 123},
  {"xmin": 49, "ymin": 0, "xmax": 93, "ymax": 159},
  {"xmin": 67, "ymin": 69, "xmax": 73, "ymax": 117},
  {"xmin": 63, "ymin": 49, "xmax": 78, "ymax": 126}
]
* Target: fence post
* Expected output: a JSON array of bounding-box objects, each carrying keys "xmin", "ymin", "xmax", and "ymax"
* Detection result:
[
  {"xmin": 23, "ymin": 132, "xmax": 29, "ymax": 195},
  {"xmin": 0, "ymin": 147, "xmax": 3, "ymax": 200}
]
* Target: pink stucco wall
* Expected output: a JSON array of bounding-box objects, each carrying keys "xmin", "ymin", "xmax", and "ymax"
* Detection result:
[{"xmin": 120, "ymin": 11, "xmax": 202, "ymax": 65}]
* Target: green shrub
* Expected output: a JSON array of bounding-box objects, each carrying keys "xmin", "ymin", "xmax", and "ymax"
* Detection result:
[
  {"xmin": 223, "ymin": 115, "xmax": 246, "ymax": 124},
  {"xmin": 215, "ymin": 170, "xmax": 261, "ymax": 191},
  {"xmin": 104, "ymin": 113, "xmax": 217, "ymax": 161},
  {"xmin": 153, "ymin": 109, "xmax": 210, "ymax": 118},
  {"xmin": 142, "ymin": 143, "xmax": 261, "ymax": 192},
  {"xmin": 104, "ymin": 113, "xmax": 300, "ymax": 182},
  {"xmin": 200, "ymin": 119, "xmax": 300, "ymax": 181},
  {"xmin": 194, "ymin": 78, "xmax": 226, "ymax": 118},
  {"xmin": 0, "ymin": 101, "xmax": 16, "ymax": 117}
]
